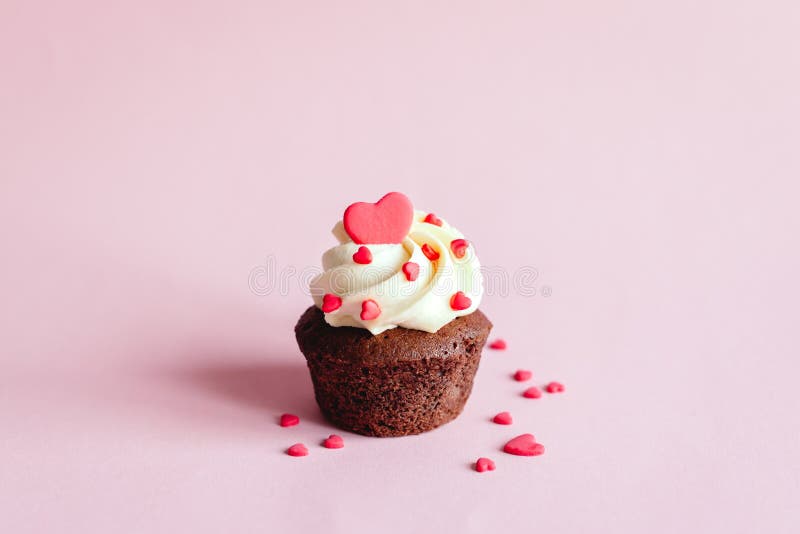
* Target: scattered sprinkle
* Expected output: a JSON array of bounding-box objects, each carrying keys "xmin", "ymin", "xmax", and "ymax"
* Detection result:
[
  {"xmin": 488, "ymin": 339, "xmax": 507, "ymax": 350},
  {"xmin": 421, "ymin": 243, "xmax": 440, "ymax": 261},
  {"xmin": 321, "ymin": 294, "xmax": 342, "ymax": 313},
  {"xmin": 287, "ymin": 443, "xmax": 309, "ymax": 457},
  {"xmin": 450, "ymin": 291, "xmax": 472, "ymax": 311},
  {"xmin": 493, "ymin": 412, "xmax": 513, "ymax": 425},
  {"xmin": 280, "ymin": 413, "xmax": 300, "ymax": 427},
  {"xmin": 360, "ymin": 299, "xmax": 381, "ymax": 321},
  {"xmin": 450, "ymin": 239, "xmax": 469, "ymax": 259},
  {"xmin": 323, "ymin": 434, "xmax": 344, "ymax": 449},
  {"xmin": 503, "ymin": 434, "xmax": 545, "ymax": 456},
  {"xmin": 402, "ymin": 261, "xmax": 420, "ymax": 282},
  {"xmin": 423, "ymin": 213, "xmax": 443, "ymax": 226},
  {"xmin": 352, "ymin": 245, "xmax": 373, "ymax": 264},
  {"xmin": 545, "ymin": 382, "xmax": 565, "ymax": 394},
  {"xmin": 522, "ymin": 387, "xmax": 542, "ymax": 399},
  {"xmin": 513, "ymin": 369, "xmax": 532, "ymax": 382},
  {"xmin": 475, "ymin": 457, "xmax": 496, "ymax": 472}
]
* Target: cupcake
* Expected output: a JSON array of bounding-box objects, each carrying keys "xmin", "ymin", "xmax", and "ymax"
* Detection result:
[{"xmin": 295, "ymin": 192, "xmax": 491, "ymax": 437}]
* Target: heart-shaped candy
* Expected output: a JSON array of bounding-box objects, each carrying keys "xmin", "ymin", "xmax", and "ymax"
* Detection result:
[
  {"xmin": 522, "ymin": 386, "xmax": 542, "ymax": 399},
  {"xmin": 321, "ymin": 294, "xmax": 342, "ymax": 313},
  {"xmin": 488, "ymin": 339, "xmax": 507, "ymax": 350},
  {"xmin": 493, "ymin": 411, "xmax": 513, "ymax": 425},
  {"xmin": 287, "ymin": 443, "xmax": 309, "ymax": 457},
  {"xmin": 360, "ymin": 299, "xmax": 381, "ymax": 321},
  {"xmin": 513, "ymin": 369, "xmax": 532, "ymax": 382},
  {"xmin": 279, "ymin": 413, "xmax": 300, "ymax": 427},
  {"xmin": 402, "ymin": 261, "xmax": 420, "ymax": 282},
  {"xmin": 450, "ymin": 291, "xmax": 472, "ymax": 311},
  {"xmin": 421, "ymin": 243, "xmax": 440, "ymax": 261},
  {"xmin": 352, "ymin": 245, "xmax": 373, "ymax": 264},
  {"xmin": 450, "ymin": 239, "xmax": 469, "ymax": 259},
  {"xmin": 343, "ymin": 192, "xmax": 414, "ymax": 245},
  {"xmin": 423, "ymin": 213, "xmax": 443, "ymax": 226},
  {"xmin": 475, "ymin": 457, "xmax": 496, "ymax": 472},
  {"xmin": 503, "ymin": 434, "xmax": 545, "ymax": 456},
  {"xmin": 323, "ymin": 434, "xmax": 344, "ymax": 449}
]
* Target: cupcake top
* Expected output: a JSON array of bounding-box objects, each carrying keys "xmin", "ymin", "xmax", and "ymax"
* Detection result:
[{"xmin": 309, "ymin": 192, "xmax": 484, "ymax": 335}]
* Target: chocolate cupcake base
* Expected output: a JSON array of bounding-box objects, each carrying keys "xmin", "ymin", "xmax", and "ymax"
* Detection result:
[{"xmin": 294, "ymin": 306, "xmax": 492, "ymax": 437}]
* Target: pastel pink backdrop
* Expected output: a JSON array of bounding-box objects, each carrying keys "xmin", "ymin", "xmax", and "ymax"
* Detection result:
[{"xmin": 1, "ymin": 1, "xmax": 798, "ymax": 533}]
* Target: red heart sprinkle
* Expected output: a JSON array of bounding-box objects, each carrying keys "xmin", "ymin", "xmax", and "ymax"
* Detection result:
[
  {"xmin": 321, "ymin": 294, "xmax": 342, "ymax": 313},
  {"xmin": 287, "ymin": 443, "xmax": 308, "ymax": 457},
  {"xmin": 352, "ymin": 245, "xmax": 373, "ymax": 264},
  {"xmin": 503, "ymin": 434, "xmax": 545, "ymax": 456},
  {"xmin": 280, "ymin": 413, "xmax": 300, "ymax": 427},
  {"xmin": 450, "ymin": 239, "xmax": 469, "ymax": 259},
  {"xmin": 423, "ymin": 213, "xmax": 443, "ymax": 226},
  {"xmin": 475, "ymin": 457, "xmax": 496, "ymax": 472},
  {"xmin": 489, "ymin": 339, "xmax": 507, "ymax": 350},
  {"xmin": 360, "ymin": 299, "xmax": 381, "ymax": 320},
  {"xmin": 323, "ymin": 434, "xmax": 344, "ymax": 449},
  {"xmin": 421, "ymin": 243, "xmax": 440, "ymax": 261},
  {"xmin": 545, "ymin": 381, "xmax": 565, "ymax": 393},
  {"xmin": 343, "ymin": 192, "xmax": 414, "ymax": 245},
  {"xmin": 450, "ymin": 291, "xmax": 472, "ymax": 311},
  {"xmin": 522, "ymin": 387, "xmax": 542, "ymax": 399},
  {"xmin": 514, "ymin": 369, "xmax": 532, "ymax": 382},
  {"xmin": 402, "ymin": 261, "xmax": 419, "ymax": 281},
  {"xmin": 493, "ymin": 411, "xmax": 513, "ymax": 425}
]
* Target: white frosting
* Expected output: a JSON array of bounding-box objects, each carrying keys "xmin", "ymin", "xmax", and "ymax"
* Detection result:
[{"xmin": 310, "ymin": 210, "xmax": 483, "ymax": 335}]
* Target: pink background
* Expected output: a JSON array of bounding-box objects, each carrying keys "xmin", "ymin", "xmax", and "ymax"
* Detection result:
[{"xmin": 2, "ymin": 1, "xmax": 799, "ymax": 533}]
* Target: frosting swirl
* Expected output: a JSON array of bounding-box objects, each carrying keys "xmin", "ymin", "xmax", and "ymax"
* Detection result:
[{"xmin": 310, "ymin": 209, "xmax": 484, "ymax": 335}]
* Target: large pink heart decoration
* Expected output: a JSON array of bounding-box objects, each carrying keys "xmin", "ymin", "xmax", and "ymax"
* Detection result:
[{"xmin": 343, "ymin": 192, "xmax": 414, "ymax": 245}]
